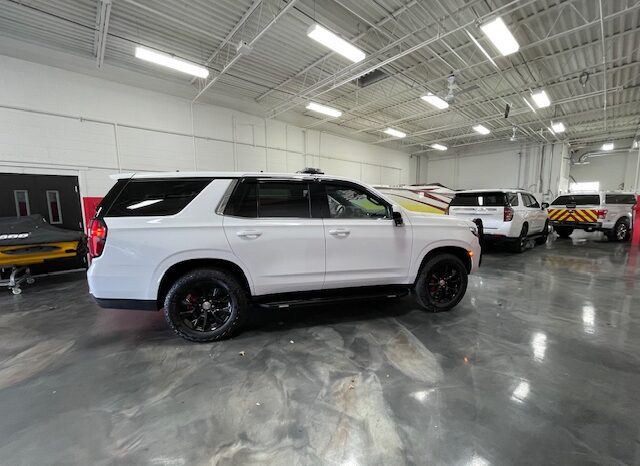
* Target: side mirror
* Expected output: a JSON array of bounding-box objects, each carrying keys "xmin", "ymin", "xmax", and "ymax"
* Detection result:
[
  {"xmin": 392, "ymin": 210, "xmax": 404, "ymax": 226},
  {"xmin": 541, "ymin": 202, "xmax": 549, "ymax": 209}
]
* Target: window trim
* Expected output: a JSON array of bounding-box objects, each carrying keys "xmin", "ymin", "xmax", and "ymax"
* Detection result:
[
  {"xmin": 46, "ymin": 190, "xmax": 63, "ymax": 224},
  {"xmin": 14, "ymin": 190, "xmax": 31, "ymax": 217}
]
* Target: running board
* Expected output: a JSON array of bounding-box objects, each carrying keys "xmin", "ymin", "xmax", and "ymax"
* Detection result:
[{"xmin": 255, "ymin": 288, "xmax": 410, "ymax": 309}]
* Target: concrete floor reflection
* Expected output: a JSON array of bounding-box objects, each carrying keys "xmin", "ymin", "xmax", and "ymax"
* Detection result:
[{"xmin": 0, "ymin": 230, "xmax": 638, "ymax": 465}]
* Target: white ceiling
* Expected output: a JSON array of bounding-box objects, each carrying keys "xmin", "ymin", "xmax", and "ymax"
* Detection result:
[{"xmin": 1, "ymin": 0, "xmax": 639, "ymax": 153}]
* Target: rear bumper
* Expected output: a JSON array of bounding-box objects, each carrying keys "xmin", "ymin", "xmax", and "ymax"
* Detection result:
[
  {"xmin": 551, "ymin": 221, "xmax": 602, "ymax": 229},
  {"xmin": 92, "ymin": 295, "xmax": 159, "ymax": 311}
]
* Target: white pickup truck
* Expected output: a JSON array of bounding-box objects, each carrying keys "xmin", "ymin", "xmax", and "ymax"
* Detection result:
[
  {"xmin": 548, "ymin": 191, "xmax": 635, "ymax": 241},
  {"xmin": 87, "ymin": 172, "xmax": 481, "ymax": 342}
]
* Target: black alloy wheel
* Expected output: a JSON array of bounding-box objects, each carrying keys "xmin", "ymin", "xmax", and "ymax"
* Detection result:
[
  {"xmin": 177, "ymin": 284, "xmax": 233, "ymax": 332},
  {"xmin": 426, "ymin": 263, "xmax": 463, "ymax": 305},
  {"xmin": 164, "ymin": 268, "xmax": 248, "ymax": 342},
  {"xmin": 415, "ymin": 253, "xmax": 468, "ymax": 312}
]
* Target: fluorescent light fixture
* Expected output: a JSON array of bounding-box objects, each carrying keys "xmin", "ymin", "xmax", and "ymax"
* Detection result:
[
  {"xmin": 305, "ymin": 102, "xmax": 342, "ymax": 118},
  {"xmin": 551, "ymin": 121, "xmax": 566, "ymax": 133},
  {"xmin": 466, "ymin": 31, "xmax": 497, "ymax": 68},
  {"xmin": 522, "ymin": 96, "xmax": 537, "ymax": 113},
  {"xmin": 134, "ymin": 46, "xmax": 209, "ymax": 78},
  {"xmin": 384, "ymin": 127, "xmax": 406, "ymax": 138},
  {"xmin": 531, "ymin": 90, "xmax": 551, "ymax": 108},
  {"xmin": 431, "ymin": 143, "xmax": 447, "ymax": 151},
  {"xmin": 601, "ymin": 142, "xmax": 614, "ymax": 151},
  {"xmin": 421, "ymin": 93, "xmax": 449, "ymax": 109},
  {"xmin": 307, "ymin": 24, "xmax": 365, "ymax": 63},
  {"xmin": 473, "ymin": 124, "xmax": 490, "ymax": 135},
  {"xmin": 633, "ymin": 140, "xmax": 638, "ymax": 149},
  {"xmin": 480, "ymin": 17, "xmax": 520, "ymax": 56}
]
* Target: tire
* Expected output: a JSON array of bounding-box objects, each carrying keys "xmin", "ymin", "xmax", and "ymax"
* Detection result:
[
  {"xmin": 163, "ymin": 268, "xmax": 249, "ymax": 342},
  {"xmin": 611, "ymin": 218, "xmax": 631, "ymax": 242},
  {"xmin": 535, "ymin": 220, "xmax": 549, "ymax": 245},
  {"xmin": 415, "ymin": 253, "xmax": 468, "ymax": 312},
  {"xmin": 511, "ymin": 223, "xmax": 529, "ymax": 253},
  {"xmin": 555, "ymin": 226, "xmax": 573, "ymax": 239}
]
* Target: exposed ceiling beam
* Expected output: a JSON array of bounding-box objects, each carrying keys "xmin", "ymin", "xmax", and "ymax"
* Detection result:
[
  {"xmin": 94, "ymin": 0, "xmax": 111, "ymax": 69},
  {"xmin": 192, "ymin": 0, "xmax": 300, "ymax": 103}
]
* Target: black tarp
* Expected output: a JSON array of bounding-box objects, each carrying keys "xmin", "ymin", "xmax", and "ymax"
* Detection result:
[{"xmin": 0, "ymin": 215, "xmax": 84, "ymax": 246}]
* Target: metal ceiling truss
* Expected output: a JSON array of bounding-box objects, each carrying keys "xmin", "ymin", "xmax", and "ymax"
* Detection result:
[{"xmin": 1, "ymin": 0, "xmax": 639, "ymax": 149}]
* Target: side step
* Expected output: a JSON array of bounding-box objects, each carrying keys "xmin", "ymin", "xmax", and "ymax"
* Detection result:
[{"xmin": 256, "ymin": 288, "xmax": 410, "ymax": 309}]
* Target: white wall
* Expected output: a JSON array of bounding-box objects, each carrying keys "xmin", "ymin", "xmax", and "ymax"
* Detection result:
[
  {"xmin": 570, "ymin": 150, "xmax": 640, "ymax": 192},
  {"xmin": 417, "ymin": 140, "xmax": 568, "ymax": 202},
  {"xmin": 0, "ymin": 55, "xmax": 412, "ymax": 199}
]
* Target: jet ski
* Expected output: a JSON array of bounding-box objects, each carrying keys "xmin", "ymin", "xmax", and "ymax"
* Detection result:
[{"xmin": 0, "ymin": 215, "xmax": 85, "ymax": 294}]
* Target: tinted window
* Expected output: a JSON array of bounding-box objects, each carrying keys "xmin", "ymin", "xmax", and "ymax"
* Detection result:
[
  {"xmin": 523, "ymin": 193, "xmax": 540, "ymax": 208},
  {"xmin": 225, "ymin": 180, "xmax": 257, "ymax": 217},
  {"xmin": 507, "ymin": 193, "xmax": 519, "ymax": 206},
  {"xmin": 105, "ymin": 178, "xmax": 212, "ymax": 217},
  {"xmin": 605, "ymin": 194, "xmax": 636, "ymax": 205},
  {"xmin": 325, "ymin": 184, "xmax": 390, "ymax": 219},
  {"xmin": 450, "ymin": 192, "xmax": 507, "ymax": 207},
  {"xmin": 551, "ymin": 194, "xmax": 600, "ymax": 206},
  {"xmin": 258, "ymin": 182, "xmax": 310, "ymax": 218}
]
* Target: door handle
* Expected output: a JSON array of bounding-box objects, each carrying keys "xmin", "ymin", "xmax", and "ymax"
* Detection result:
[
  {"xmin": 236, "ymin": 229, "xmax": 262, "ymax": 239},
  {"xmin": 329, "ymin": 228, "xmax": 350, "ymax": 237}
]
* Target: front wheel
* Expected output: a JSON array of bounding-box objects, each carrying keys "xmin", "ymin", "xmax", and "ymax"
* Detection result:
[
  {"xmin": 535, "ymin": 220, "xmax": 549, "ymax": 245},
  {"xmin": 415, "ymin": 253, "xmax": 468, "ymax": 312},
  {"xmin": 164, "ymin": 268, "xmax": 249, "ymax": 342}
]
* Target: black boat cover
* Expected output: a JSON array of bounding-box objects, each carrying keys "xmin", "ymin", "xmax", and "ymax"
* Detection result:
[{"xmin": 0, "ymin": 215, "xmax": 84, "ymax": 246}]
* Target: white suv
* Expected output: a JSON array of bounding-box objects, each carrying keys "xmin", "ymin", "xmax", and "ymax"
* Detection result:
[
  {"xmin": 548, "ymin": 191, "xmax": 635, "ymax": 241},
  {"xmin": 87, "ymin": 172, "xmax": 481, "ymax": 342},
  {"xmin": 448, "ymin": 189, "xmax": 549, "ymax": 252}
]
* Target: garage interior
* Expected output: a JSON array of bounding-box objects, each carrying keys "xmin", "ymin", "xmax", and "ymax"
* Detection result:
[{"xmin": 0, "ymin": 0, "xmax": 639, "ymax": 464}]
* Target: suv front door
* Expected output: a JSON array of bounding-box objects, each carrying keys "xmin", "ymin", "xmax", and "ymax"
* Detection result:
[
  {"xmin": 223, "ymin": 179, "xmax": 325, "ymax": 295},
  {"xmin": 522, "ymin": 193, "xmax": 545, "ymax": 233},
  {"xmin": 320, "ymin": 182, "xmax": 412, "ymax": 288}
]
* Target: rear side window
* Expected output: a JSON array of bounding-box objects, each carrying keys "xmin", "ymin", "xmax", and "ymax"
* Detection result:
[
  {"xmin": 551, "ymin": 194, "xmax": 600, "ymax": 206},
  {"xmin": 507, "ymin": 193, "xmax": 519, "ymax": 206},
  {"xmin": 450, "ymin": 192, "xmax": 507, "ymax": 207},
  {"xmin": 605, "ymin": 194, "xmax": 636, "ymax": 205},
  {"xmin": 225, "ymin": 180, "xmax": 311, "ymax": 218},
  {"xmin": 103, "ymin": 178, "xmax": 212, "ymax": 217}
]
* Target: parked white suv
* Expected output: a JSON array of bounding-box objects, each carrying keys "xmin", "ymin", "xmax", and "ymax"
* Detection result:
[
  {"xmin": 87, "ymin": 172, "xmax": 481, "ymax": 342},
  {"xmin": 548, "ymin": 191, "xmax": 635, "ymax": 241},
  {"xmin": 448, "ymin": 189, "xmax": 549, "ymax": 252}
]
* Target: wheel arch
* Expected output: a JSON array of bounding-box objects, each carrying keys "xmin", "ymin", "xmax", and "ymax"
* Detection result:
[
  {"xmin": 157, "ymin": 258, "xmax": 252, "ymax": 308},
  {"xmin": 414, "ymin": 245, "xmax": 472, "ymax": 285}
]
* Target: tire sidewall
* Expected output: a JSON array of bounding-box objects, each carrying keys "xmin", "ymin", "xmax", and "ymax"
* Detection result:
[
  {"xmin": 613, "ymin": 219, "xmax": 630, "ymax": 242},
  {"xmin": 415, "ymin": 254, "xmax": 468, "ymax": 312},
  {"xmin": 164, "ymin": 269, "xmax": 248, "ymax": 342}
]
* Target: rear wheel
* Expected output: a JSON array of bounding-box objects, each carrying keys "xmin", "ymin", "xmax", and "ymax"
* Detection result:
[
  {"xmin": 611, "ymin": 218, "xmax": 631, "ymax": 242},
  {"xmin": 415, "ymin": 253, "xmax": 468, "ymax": 312},
  {"xmin": 511, "ymin": 223, "xmax": 529, "ymax": 253},
  {"xmin": 555, "ymin": 226, "xmax": 574, "ymax": 239},
  {"xmin": 535, "ymin": 220, "xmax": 549, "ymax": 245},
  {"xmin": 164, "ymin": 268, "xmax": 248, "ymax": 342}
]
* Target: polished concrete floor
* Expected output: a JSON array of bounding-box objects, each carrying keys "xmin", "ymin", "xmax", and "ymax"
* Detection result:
[{"xmin": 0, "ymin": 232, "xmax": 639, "ymax": 465}]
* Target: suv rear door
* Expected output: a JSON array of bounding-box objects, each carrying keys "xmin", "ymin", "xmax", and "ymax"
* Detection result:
[
  {"xmin": 222, "ymin": 178, "xmax": 325, "ymax": 295},
  {"xmin": 448, "ymin": 192, "xmax": 508, "ymax": 232}
]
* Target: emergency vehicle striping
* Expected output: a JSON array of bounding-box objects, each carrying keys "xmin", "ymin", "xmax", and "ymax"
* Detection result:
[{"xmin": 548, "ymin": 208, "xmax": 598, "ymax": 222}]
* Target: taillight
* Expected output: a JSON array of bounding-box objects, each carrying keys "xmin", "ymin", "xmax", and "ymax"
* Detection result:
[
  {"xmin": 504, "ymin": 206, "xmax": 514, "ymax": 222},
  {"xmin": 88, "ymin": 218, "xmax": 107, "ymax": 258},
  {"xmin": 597, "ymin": 209, "xmax": 608, "ymax": 219}
]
